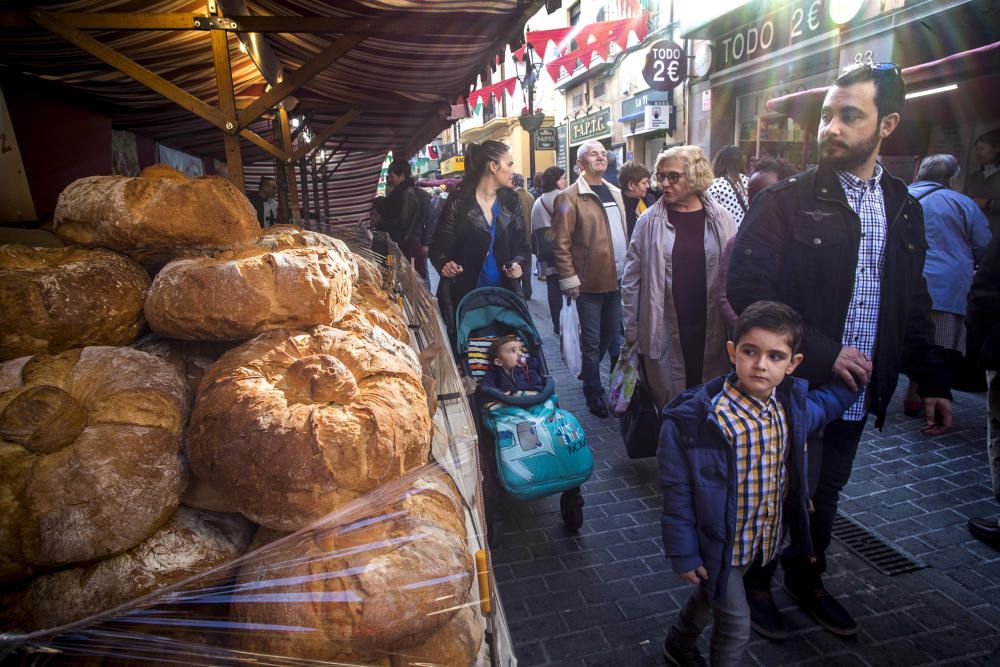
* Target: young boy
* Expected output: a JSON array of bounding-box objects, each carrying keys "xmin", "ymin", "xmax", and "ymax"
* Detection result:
[
  {"xmin": 658, "ymin": 301, "xmax": 864, "ymax": 666},
  {"xmin": 478, "ymin": 335, "xmax": 544, "ymax": 395}
]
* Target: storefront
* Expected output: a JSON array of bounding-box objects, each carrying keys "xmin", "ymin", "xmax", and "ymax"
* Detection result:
[{"xmin": 618, "ymin": 88, "xmax": 675, "ymax": 168}]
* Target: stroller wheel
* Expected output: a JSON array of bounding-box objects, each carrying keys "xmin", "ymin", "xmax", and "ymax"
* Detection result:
[{"xmin": 560, "ymin": 488, "xmax": 584, "ymax": 532}]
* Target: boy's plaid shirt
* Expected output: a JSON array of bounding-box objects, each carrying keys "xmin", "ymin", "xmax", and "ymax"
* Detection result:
[{"xmin": 712, "ymin": 376, "xmax": 789, "ymax": 567}]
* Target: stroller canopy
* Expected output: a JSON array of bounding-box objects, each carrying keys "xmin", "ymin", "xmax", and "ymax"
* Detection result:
[{"xmin": 454, "ymin": 287, "xmax": 543, "ymax": 356}]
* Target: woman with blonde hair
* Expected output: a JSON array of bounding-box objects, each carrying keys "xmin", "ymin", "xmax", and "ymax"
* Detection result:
[{"xmin": 621, "ymin": 145, "xmax": 737, "ymax": 409}]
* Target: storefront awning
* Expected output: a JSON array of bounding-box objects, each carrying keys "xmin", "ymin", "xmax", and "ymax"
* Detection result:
[{"xmin": 765, "ymin": 40, "xmax": 1000, "ymax": 126}]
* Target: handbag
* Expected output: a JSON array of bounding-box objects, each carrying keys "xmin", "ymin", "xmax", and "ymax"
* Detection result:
[
  {"xmin": 608, "ymin": 342, "xmax": 639, "ymax": 416},
  {"xmin": 619, "ymin": 381, "xmax": 660, "ymax": 459}
]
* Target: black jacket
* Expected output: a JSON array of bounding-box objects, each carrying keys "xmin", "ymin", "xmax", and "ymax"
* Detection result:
[
  {"xmin": 430, "ymin": 187, "xmax": 529, "ymax": 309},
  {"xmin": 622, "ymin": 190, "xmax": 660, "ymax": 241},
  {"xmin": 967, "ymin": 233, "xmax": 1000, "ymax": 371},
  {"xmin": 373, "ymin": 179, "xmax": 432, "ymax": 246},
  {"xmin": 727, "ymin": 163, "xmax": 950, "ymax": 428}
]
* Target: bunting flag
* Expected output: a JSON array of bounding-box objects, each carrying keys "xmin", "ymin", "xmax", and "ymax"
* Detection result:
[
  {"xmin": 467, "ymin": 76, "xmax": 519, "ymax": 109},
  {"xmin": 536, "ymin": 13, "xmax": 650, "ymax": 81},
  {"xmin": 524, "ymin": 26, "xmax": 575, "ymax": 56},
  {"xmin": 512, "ymin": 44, "xmax": 527, "ymax": 62}
]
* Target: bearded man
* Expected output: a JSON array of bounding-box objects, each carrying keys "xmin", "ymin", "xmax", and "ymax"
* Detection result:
[{"xmin": 726, "ymin": 63, "xmax": 952, "ymax": 639}]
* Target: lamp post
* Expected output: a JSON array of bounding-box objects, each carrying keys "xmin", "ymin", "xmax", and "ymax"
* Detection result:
[{"xmin": 516, "ymin": 45, "xmax": 544, "ymax": 179}]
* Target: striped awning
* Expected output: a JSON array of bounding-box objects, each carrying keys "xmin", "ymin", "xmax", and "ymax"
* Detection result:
[{"xmin": 0, "ymin": 0, "xmax": 549, "ymax": 220}]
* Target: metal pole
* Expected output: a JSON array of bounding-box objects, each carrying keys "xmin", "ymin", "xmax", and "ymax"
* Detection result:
[{"xmin": 528, "ymin": 78, "xmax": 536, "ymax": 178}]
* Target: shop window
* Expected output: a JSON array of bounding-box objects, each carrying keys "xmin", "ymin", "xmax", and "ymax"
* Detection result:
[{"xmin": 572, "ymin": 91, "xmax": 586, "ymax": 109}]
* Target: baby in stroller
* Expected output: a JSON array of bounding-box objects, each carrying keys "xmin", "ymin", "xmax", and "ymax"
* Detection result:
[{"xmin": 479, "ymin": 335, "xmax": 544, "ymax": 396}]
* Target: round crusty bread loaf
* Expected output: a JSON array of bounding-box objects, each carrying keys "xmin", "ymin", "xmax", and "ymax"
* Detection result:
[
  {"xmin": 388, "ymin": 605, "xmax": 484, "ymax": 666},
  {"xmin": 256, "ymin": 224, "xmax": 344, "ymax": 251},
  {"xmin": 186, "ymin": 325, "xmax": 431, "ymax": 531},
  {"xmin": 231, "ymin": 469, "xmax": 472, "ymax": 662},
  {"xmin": 130, "ymin": 334, "xmax": 235, "ymax": 399},
  {"xmin": 0, "ymin": 245, "xmax": 150, "ymax": 361},
  {"xmin": 0, "ymin": 507, "xmax": 254, "ymax": 633},
  {"xmin": 0, "ymin": 347, "xmax": 190, "ymax": 583},
  {"xmin": 144, "ymin": 243, "xmax": 358, "ymax": 341},
  {"xmin": 52, "ymin": 164, "xmax": 261, "ymax": 271}
]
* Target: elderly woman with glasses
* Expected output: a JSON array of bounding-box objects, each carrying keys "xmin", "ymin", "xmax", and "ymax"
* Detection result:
[{"xmin": 621, "ymin": 145, "xmax": 738, "ymax": 410}]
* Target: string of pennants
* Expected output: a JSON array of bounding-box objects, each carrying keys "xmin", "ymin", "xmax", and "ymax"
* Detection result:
[{"xmin": 468, "ymin": 12, "xmax": 650, "ymax": 108}]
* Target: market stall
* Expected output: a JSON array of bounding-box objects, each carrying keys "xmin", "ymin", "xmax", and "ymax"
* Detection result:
[{"xmin": 0, "ymin": 2, "xmax": 551, "ymax": 664}]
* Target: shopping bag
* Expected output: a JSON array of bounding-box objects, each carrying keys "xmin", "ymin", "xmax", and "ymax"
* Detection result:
[
  {"xmin": 560, "ymin": 298, "xmax": 582, "ymax": 378},
  {"xmin": 608, "ymin": 342, "xmax": 639, "ymax": 416},
  {"xmin": 619, "ymin": 382, "xmax": 660, "ymax": 459}
]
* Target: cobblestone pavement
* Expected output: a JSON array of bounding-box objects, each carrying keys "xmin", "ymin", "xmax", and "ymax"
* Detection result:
[{"xmin": 488, "ymin": 275, "xmax": 1000, "ymax": 667}]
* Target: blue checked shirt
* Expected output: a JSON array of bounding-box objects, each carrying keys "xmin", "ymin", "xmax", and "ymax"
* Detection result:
[
  {"xmin": 836, "ymin": 164, "xmax": 887, "ymax": 421},
  {"xmin": 713, "ymin": 376, "xmax": 789, "ymax": 567}
]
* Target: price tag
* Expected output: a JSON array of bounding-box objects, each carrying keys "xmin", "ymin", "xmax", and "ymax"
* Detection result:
[{"xmin": 642, "ymin": 40, "xmax": 687, "ymax": 92}]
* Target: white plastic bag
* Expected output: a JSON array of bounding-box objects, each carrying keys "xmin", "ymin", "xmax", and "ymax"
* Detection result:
[{"xmin": 560, "ymin": 298, "xmax": 582, "ymax": 378}]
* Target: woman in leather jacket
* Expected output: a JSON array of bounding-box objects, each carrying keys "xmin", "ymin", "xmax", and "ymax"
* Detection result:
[{"xmin": 430, "ymin": 140, "xmax": 531, "ymax": 320}]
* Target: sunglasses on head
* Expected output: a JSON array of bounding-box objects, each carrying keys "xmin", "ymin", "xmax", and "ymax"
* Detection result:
[
  {"xmin": 655, "ymin": 171, "xmax": 683, "ymax": 184},
  {"xmin": 843, "ymin": 61, "xmax": 901, "ymax": 76}
]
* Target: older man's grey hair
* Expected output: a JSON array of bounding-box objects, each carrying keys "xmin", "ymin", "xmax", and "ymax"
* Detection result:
[
  {"xmin": 916, "ymin": 154, "xmax": 960, "ymax": 185},
  {"xmin": 577, "ymin": 140, "xmax": 605, "ymax": 162}
]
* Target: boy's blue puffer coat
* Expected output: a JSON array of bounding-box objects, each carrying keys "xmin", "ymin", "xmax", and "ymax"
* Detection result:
[{"xmin": 658, "ymin": 374, "xmax": 857, "ymax": 601}]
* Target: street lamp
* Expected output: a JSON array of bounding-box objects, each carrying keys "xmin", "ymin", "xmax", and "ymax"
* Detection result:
[{"xmin": 516, "ymin": 45, "xmax": 545, "ymax": 179}]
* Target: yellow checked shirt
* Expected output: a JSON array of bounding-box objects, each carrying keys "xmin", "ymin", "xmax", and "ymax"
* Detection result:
[{"xmin": 712, "ymin": 376, "xmax": 789, "ymax": 567}]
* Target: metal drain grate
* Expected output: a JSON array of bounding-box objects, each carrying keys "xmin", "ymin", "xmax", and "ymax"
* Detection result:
[{"xmin": 831, "ymin": 514, "xmax": 926, "ymax": 576}]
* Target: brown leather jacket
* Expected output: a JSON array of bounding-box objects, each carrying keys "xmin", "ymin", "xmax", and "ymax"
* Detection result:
[{"xmin": 552, "ymin": 176, "xmax": 627, "ymax": 293}]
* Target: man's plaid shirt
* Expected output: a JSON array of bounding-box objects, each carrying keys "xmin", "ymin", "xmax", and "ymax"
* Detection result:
[
  {"xmin": 836, "ymin": 163, "xmax": 887, "ymax": 420},
  {"xmin": 712, "ymin": 376, "xmax": 789, "ymax": 567}
]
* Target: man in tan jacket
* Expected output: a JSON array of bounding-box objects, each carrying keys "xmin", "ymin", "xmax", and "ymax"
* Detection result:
[{"xmin": 552, "ymin": 140, "xmax": 628, "ymax": 417}]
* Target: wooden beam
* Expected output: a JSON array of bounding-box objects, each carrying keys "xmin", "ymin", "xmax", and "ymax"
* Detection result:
[
  {"xmin": 233, "ymin": 15, "xmax": 497, "ymax": 36},
  {"xmin": 29, "ymin": 10, "xmax": 231, "ymax": 133},
  {"xmin": 291, "ymin": 109, "xmax": 360, "ymax": 162},
  {"xmin": 318, "ymin": 136, "xmax": 347, "ymax": 171},
  {"xmin": 311, "ymin": 160, "xmax": 320, "ymax": 219},
  {"xmin": 323, "ymin": 151, "xmax": 351, "ymax": 182},
  {"xmin": 299, "ymin": 157, "xmax": 309, "ymax": 220},
  {"xmin": 240, "ymin": 127, "xmax": 287, "ymax": 162},
  {"xmin": 278, "ymin": 103, "xmax": 300, "ymax": 218},
  {"xmin": 211, "ymin": 27, "xmax": 244, "ymax": 192},
  {"xmin": 47, "ymin": 12, "xmax": 200, "ymax": 31},
  {"xmin": 236, "ymin": 33, "xmax": 366, "ymax": 130}
]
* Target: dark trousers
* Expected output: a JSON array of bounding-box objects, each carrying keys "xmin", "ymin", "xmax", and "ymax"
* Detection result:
[
  {"xmin": 745, "ymin": 417, "xmax": 867, "ymax": 591},
  {"xmin": 403, "ymin": 239, "xmax": 428, "ymax": 281},
  {"xmin": 576, "ymin": 290, "xmax": 622, "ymax": 401},
  {"xmin": 546, "ymin": 274, "xmax": 563, "ymax": 335}
]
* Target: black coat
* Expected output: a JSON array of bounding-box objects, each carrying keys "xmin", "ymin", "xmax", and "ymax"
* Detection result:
[
  {"xmin": 430, "ymin": 187, "xmax": 530, "ymax": 309},
  {"xmin": 373, "ymin": 179, "xmax": 430, "ymax": 246},
  {"xmin": 967, "ymin": 233, "xmax": 1000, "ymax": 371},
  {"xmin": 726, "ymin": 163, "xmax": 950, "ymax": 428},
  {"xmin": 622, "ymin": 190, "xmax": 660, "ymax": 241}
]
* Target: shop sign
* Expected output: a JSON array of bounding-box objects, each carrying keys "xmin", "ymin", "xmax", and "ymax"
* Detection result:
[
  {"xmin": 714, "ymin": 0, "xmax": 835, "ymax": 71},
  {"xmin": 702, "ymin": 89, "xmax": 712, "ymax": 111},
  {"xmin": 569, "ymin": 108, "xmax": 611, "ymax": 144},
  {"xmin": 642, "ymin": 40, "xmax": 687, "ymax": 92},
  {"xmin": 645, "ymin": 105, "xmax": 670, "ymax": 130},
  {"xmin": 441, "ymin": 155, "xmax": 465, "ymax": 174},
  {"xmin": 556, "ymin": 125, "xmax": 568, "ymax": 173},
  {"xmin": 535, "ymin": 127, "xmax": 557, "ymax": 151},
  {"xmin": 621, "ymin": 88, "xmax": 672, "ymax": 118}
]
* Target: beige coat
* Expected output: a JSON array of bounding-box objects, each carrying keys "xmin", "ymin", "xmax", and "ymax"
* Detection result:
[{"xmin": 621, "ymin": 195, "xmax": 737, "ymax": 404}]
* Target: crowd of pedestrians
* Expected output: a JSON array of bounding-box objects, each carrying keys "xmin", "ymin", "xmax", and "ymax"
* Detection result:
[{"xmin": 375, "ymin": 61, "xmax": 999, "ymax": 666}]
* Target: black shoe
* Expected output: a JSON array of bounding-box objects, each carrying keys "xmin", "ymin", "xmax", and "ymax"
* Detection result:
[
  {"xmin": 587, "ymin": 397, "xmax": 609, "ymax": 418},
  {"xmin": 746, "ymin": 588, "xmax": 788, "ymax": 640},
  {"xmin": 968, "ymin": 517, "xmax": 1000, "ymax": 549},
  {"xmin": 783, "ymin": 581, "xmax": 857, "ymax": 636},
  {"xmin": 663, "ymin": 626, "xmax": 706, "ymax": 667}
]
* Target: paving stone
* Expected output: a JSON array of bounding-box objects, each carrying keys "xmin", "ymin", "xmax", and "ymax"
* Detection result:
[
  {"xmin": 871, "ymin": 501, "xmax": 924, "ymax": 521},
  {"xmin": 608, "ymin": 539, "xmax": 663, "ymax": 561},
  {"xmin": 596, "ymin": 557, "xmax": 651, "ymax": 582},
  {"xmin": 508, "ymin": 612, "xmax": 570, "ymax": 643},
  {"xmin": 523, "ymin": 589, "xmax": 585, "ymax": 617},
  {"xmin": 582, "ymin": 644, "xmax": 660, "ymax": 666},
  {"xmin": 510, "ymin": 556, "xmax": 566, "ymax": 579},
  {"xmin": 511, "ymin": 640, "xmax": 548, "ymax": 667},
  {"xmin": 616, "ymin": 591, "xmax": 677, "ymax": 620},
  {"xmin": 581, "ymin": 579, "xmax": 640, "ymax": 605},
  {"xmin": 745, "ymin": 632, "xmax": 821, "ymax": 664},
  {"xmin": 544, "ymin": 567, "xmax": 603, "ymax": 592},
  {"xmin": 563, "ymin": 601, "xmax": 625, "ymax": 629},
  {"xmin": 497, "ymin": 576, "xmax": 548, "ymax": 602},
  {"xmin": 542, "ymin": 627, "xmax": 610, "ymax": 661},
  {"xmin": 911, "ymin": 628, "xmax": 987, "ymax": 659},
  {"xmin": 855, "ymin": 638, "xmax": 931, "ymax": 667},
  {"xmin": 856, "ymin": 611, "xmax": 924, "ymax": 641}
]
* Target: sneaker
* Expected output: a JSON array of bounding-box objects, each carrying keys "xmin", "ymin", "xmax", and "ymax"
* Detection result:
[
  {"xmin": 587, "ymin": 397, "xmax": 609, "ymax": 418},
  {"xmin": 783, "ymin": 580, "xmax": 857, "ymax": 636},
  {"xmin": 968, "ymin": 516, "xmax": 1000, "ymax": 549},
  {"xmin": 746, "ymin": 588, "xmax": 788, "ymax": 640},
  {"xmin": 663, "ymin": 626, "xmax": 707, "ymax": 667}
]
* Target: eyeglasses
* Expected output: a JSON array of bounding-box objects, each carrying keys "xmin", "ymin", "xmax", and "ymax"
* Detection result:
[{"xmin": 655, "ymin": 171, "xmax": 684, "ymax": 184}]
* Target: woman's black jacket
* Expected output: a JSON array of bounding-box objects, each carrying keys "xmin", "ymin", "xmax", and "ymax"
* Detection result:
[{"xmin": 430, "ymin": 186, "xmax": 530, "ymax": 309}]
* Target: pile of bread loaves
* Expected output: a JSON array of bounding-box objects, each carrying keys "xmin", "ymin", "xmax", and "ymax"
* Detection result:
[{"xmin": 0, "ymin": 166, "xmax": 481, "ymax": 664}]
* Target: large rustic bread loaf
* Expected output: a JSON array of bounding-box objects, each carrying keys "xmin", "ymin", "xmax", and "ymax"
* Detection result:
[
  {"xmin": 0, "ymin": 347, "xmax": 190, "ymax": 583},
  {"xmin": 0, "ymin": 245, "xmax": 150, "ymax": 361},
  {"xmin": 256, "ymin": 224, "xmax": 344, "ymax": 251},
  {"xmin": 187, "ymin": 325, "xmax": 431, "ymax": 531},
  {"xmin": 144, "ymin": 243, "xmax": 358, "ymax": 341},
  {"xmin": 389, "ymin": 605, "xmax": 483, "ymax": 666},
  {"xmin": 52, "ymin": 164, "xmax": 261, "ymax": 271},
  {"xmin": 0, "ymin": 507, "xmax": 253, "ymax": 633},
  {"xmin": 231, "ymin": 469, "xmax": 473, "ymax": 662},
  {"xmin": 131, "ymin": 334, "xmax": 235, "ymax": 399}
]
